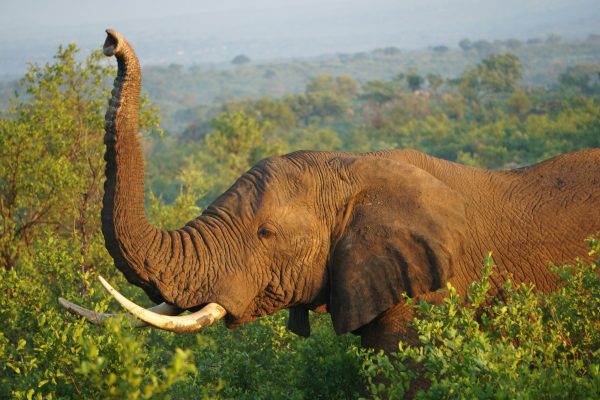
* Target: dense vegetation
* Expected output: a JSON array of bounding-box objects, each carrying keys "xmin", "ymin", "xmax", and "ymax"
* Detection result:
[
  {"xmin": 362, "ymin": 251, "xmax": 600, "ymax": 399},
  {"xmin": 142, "ymin": 34, "xmax": 600, "ymax": 132},
  {"xmin": 1, "ymin": 37, "xmax": 599, "ymax": 399},
  {"xmin": 145, "ymin": 42, "xmax": 600, "ymax": 205}
]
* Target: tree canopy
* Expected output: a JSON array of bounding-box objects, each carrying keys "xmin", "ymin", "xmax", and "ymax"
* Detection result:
[{"xmin": 1, "ymin": 39, "xmax": 599, "ymax": 399}]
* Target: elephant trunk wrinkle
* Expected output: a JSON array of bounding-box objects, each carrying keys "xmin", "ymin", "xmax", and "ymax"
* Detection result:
[{"xmin": 101, "ymin": 30, "xmax": 213, "ymax": 305}]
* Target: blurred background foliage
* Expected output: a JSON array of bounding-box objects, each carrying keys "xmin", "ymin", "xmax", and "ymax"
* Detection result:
[{"xmin": 1, "ymin": 36, "xmax": 599, "ymax": 398}]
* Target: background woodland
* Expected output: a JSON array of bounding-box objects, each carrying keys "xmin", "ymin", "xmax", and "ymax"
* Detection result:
[{"xmin": 1, "ymin": 35, "xmax": 599, "ymax": 399}]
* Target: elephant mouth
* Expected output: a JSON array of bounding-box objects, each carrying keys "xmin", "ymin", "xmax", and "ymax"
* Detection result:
[
  {"xmin": 223, "ymin": 315, "xmax": 245, "ymax": 329},
  {"xmin": 219, "ymin": 293, "xmax": 280, "ymax": 329},
  {"xmin": 222, "ymin": 305, "xmax": 261, "ymax": 329}
]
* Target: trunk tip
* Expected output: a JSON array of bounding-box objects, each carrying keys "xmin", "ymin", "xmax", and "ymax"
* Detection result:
[{"xmin": 103, "ymin": 29, "xmax": 122, "ymax": 57}]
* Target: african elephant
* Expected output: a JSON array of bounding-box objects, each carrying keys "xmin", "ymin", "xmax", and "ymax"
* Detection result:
[{"xmin": 61, "ymin": 30, "xmax": 600, "ymax": 353}]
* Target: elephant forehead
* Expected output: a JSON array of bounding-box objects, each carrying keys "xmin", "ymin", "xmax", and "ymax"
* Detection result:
[{"xmin": 209, "ymin": 162, "xmax": 309, "ymax": 218}]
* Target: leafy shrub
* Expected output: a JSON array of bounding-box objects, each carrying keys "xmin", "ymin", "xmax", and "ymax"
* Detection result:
[
  {"xmin": 0, "ymin": 238, "xmax": 199, "ymax": 400},
  {"xmin": 361, "ymin": 245, "xmax": 600, "ymax": 399},
  {"xmin": 170, "ymin": 311, "xmax": 361, "ymax": 400},
  {"xmin": 3, "ymin": 39, "xmax": 600, "ymax": 399}
]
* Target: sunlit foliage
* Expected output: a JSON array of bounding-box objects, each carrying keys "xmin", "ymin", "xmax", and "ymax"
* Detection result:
[
  {"xmin": 0, "ymin": 45, "xmax": 160, "ymax": 271},
  {"xmin": 361, "ymin": 244, "xmax": 600, "ymax": 399},
  {"xmin": 1, "ymin": 39, "xmax": 599, "ymax": 399}
]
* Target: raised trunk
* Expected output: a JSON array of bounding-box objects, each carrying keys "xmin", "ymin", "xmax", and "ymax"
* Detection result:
[
  {"xmin": 100, "ymin": 31, "xmax": 256, "ymax": 319},
  {"xmin": 101, "ymin": 30, "xmax": 179, "ymax": 303}
]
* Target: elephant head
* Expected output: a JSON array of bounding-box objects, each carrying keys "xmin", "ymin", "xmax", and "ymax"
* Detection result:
[{"xmin": 60, "ymin": 30, "xmax": 468, "ymax": 337}]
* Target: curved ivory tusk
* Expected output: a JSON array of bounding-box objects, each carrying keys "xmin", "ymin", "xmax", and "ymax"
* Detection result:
[
  {"xmin": 98, "ymin": 276, "xmax": 226, "ymax": 333},
  {"xmin": 58, "ymin": 297, "xmax": 182, "ymax": 327}
]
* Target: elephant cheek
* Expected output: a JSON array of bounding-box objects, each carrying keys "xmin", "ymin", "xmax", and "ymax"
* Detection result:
[{"xmin": 209, "ymin": 272, "xmax": 257, "ymax": 324}]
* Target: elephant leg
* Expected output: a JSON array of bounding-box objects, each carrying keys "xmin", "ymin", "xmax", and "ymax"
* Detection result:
[
  {"xmin": 359, "ymin": 300, "xmax": 420, "ymax": 352},
  {"xmin": 359, "ymin": 292, "xmax": 446, "ymax": 398},
  {"xmin": 360, "ymin": 291, "xmax": 445, "ymax": 351}
]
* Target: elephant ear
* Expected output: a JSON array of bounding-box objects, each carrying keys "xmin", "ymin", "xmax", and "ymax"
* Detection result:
[{"xmin": 329, "ymin": 156, "xmax": 468, "ymax": 334}]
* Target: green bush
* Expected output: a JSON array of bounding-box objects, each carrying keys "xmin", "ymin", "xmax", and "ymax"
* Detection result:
[
  {"xmin": 190, "ymin": 312, "xmax": 361, "ymax": 400},
  {"xmin": 0, "ymin": 238, "xmax": 199, "ymax": 400},
  {"xmin": 2, "ymin": 40, "xmax": 600, "ymax": 399},
  {"xmin": 361, "ymin": 246, "xmax": 600, "ymax": 399},
  {"xmin": 0, "ymin": 236, "xmax": 361, "ymax": 399}
]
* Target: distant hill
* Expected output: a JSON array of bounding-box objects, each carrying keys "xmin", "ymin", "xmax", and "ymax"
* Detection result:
[
  {"xmin": 3, "ymin": 35, "xmax": 600, "ymax": 132},
  {"xmin": 140, "ymin": 36, "xmax": 600, "ymax": 132}
]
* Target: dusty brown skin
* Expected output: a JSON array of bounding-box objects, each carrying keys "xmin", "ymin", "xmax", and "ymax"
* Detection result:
[{"xmin": 99, "ymin": 30, "xmax": 600, "ymax": 352}]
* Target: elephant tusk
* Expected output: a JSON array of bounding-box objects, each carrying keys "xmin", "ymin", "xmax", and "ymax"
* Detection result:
[
  {"xmin": 58, "ymin": 297, "xmax": 182, "ymax": 327},
  {"xmin": 98, "ymin": 276, "xmax": 227, "ymax": 333}
]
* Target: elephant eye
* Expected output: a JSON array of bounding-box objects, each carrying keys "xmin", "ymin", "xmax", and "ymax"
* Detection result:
[{"xmin": 258, "ymin": 226, "xmax": 276, "ymax": 240}]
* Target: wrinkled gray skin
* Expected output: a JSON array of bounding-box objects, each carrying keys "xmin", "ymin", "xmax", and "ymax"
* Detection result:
[{"xmin": 100, "ymin": 30, "xmax": 600, "ymax": 352}]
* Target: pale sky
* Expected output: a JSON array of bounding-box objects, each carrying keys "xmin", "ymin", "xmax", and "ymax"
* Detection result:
[
  {"xmin": 0, "ymin": 0, "xmax": 595, "ymax": 27},
  {"xmin": 1, "ymin": 0, "xmax": 598, "ymax": 76}
]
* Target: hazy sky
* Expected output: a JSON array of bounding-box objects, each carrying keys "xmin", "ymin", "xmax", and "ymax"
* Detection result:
[
  {"xmin": 1, "ymin": 1, "xmax": 286, "ymax": 27},
  {"xmin": 2, "ymin": 0, "xmax": 597, "ymax": 28},
  {"xmin": 1, "ymin": 0, "xmax": 599, "ymax": 76}
]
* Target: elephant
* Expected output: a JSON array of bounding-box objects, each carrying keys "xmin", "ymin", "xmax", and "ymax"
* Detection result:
[{"xmin": 60, "ymin": 30, "xmax": 600, "ymax": 354}]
